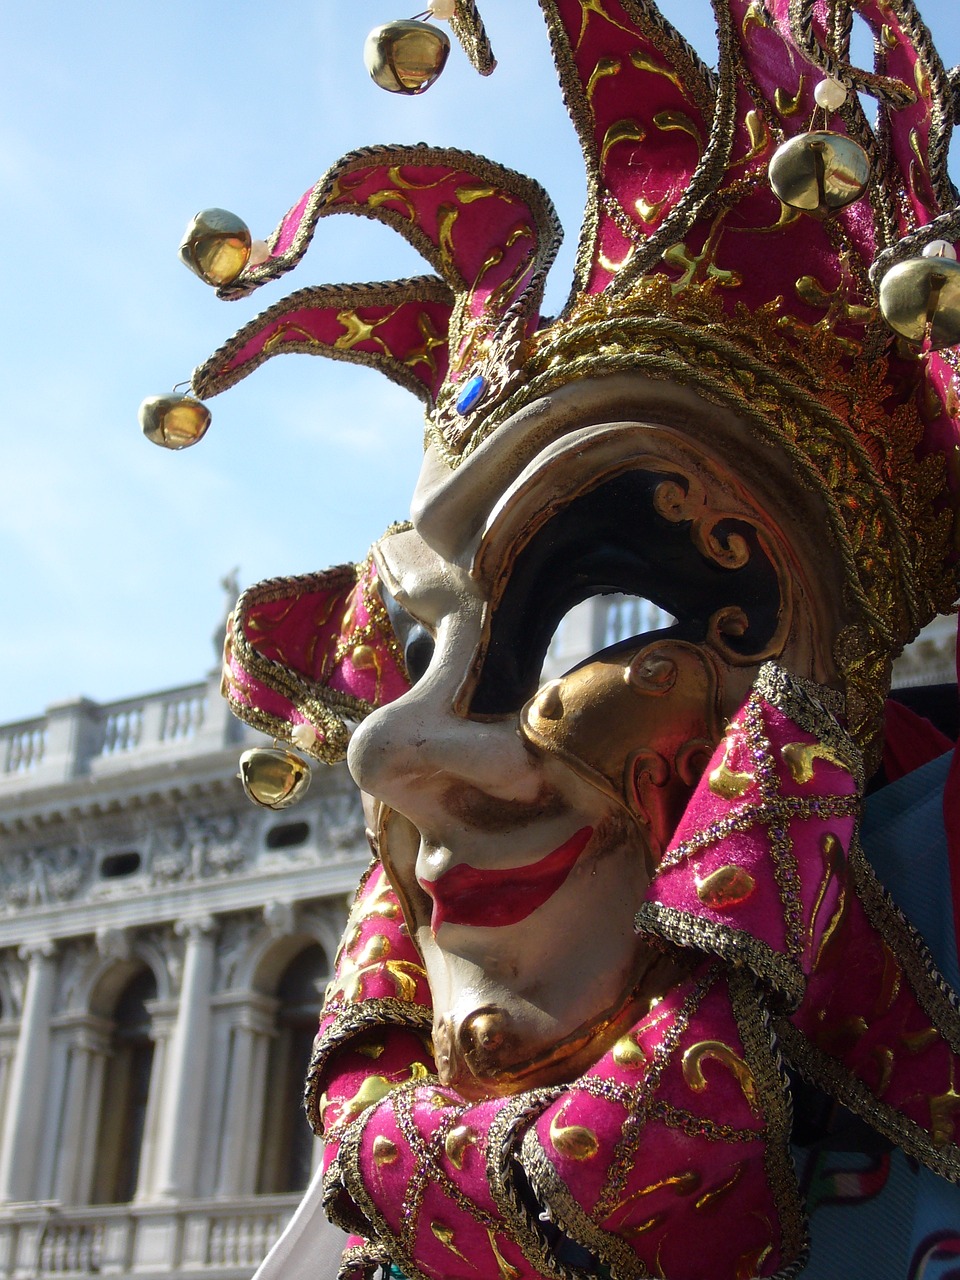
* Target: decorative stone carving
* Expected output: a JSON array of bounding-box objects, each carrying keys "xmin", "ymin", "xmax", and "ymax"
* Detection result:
[
  {"xmin": 54, "ymin": 938, "xmax": 98, "ymax": 1015},
  {"xmin": 140, "ymin": 924, "xmax": 186, "ymax": 995},
  {"xmin": 95, "ymin": 926, "xmax": 132, "ymax": 963},
  {"xmin": 317, "ymin": 790, "xmax": 365, "ymax": 854},
  {"xmin": 213, "ymin": 913, "xmax": 262, "ymax": 992},
  {"xmin": 0, "ymin": 845, "xmax": 93, "ymax": 910},
  {"xmin": 262, "ymin": 900, "xmax": 296, "ymax": 939},
  {"xmin": 0, "ymin": 951, "xmax": 28, "ymax": 1019},
  {"xmin": 151, "ymin": 811, "xmax": 254, "ymax": 884}
]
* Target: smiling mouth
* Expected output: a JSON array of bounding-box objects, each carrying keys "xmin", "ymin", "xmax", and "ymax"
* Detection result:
[{"xmin": 419, "ymin": 826, "xmax": 594, "ymax": 931}]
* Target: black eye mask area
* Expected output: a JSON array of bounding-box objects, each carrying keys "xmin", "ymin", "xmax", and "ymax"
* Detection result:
[
  {"xmin": 467, "ymin": 468, "xmax": 783, "ymax": 717},
  {"xmin": 379, "ymin": 580, "xmax": 436, "ymax": 686}
]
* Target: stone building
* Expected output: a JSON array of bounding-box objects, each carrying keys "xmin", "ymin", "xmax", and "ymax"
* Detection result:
[
  {"xmin": 0, "ymin": 597, "xmax": 954, "ymax": 1280},
  {"xmin": 0, "ymin": 658, "xmax": 360, "ymax": 1279}
]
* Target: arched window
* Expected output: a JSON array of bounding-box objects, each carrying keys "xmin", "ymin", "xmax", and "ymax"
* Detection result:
[
  {"xmin": 91, "ymin": 966, "xmax": 157, "ymax": 1203},
  {"xmin": 257, "ymin": 943, "xmax": 327, "ymax": 1194}
]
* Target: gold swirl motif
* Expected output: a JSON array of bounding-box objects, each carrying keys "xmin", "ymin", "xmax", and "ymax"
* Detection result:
[
  {"xmin": 598, "ymin": 244, "xmax": 635, "ymax": 274},
  {"xmin": 431, "ymin": 1223, "xmax": 468, "ymax": 1262},
  {"xmin": 636, "ymin": 195, "xmax": 668, "ymax": 225},
  {"xmin": 338, "ymin": 1075, "xmax": 396, "ymax": 1126},
  {"xmin": 628, "ymin": 49, "xmax": 684, "ymax": 93},
  {"xmin": 365, "ymin": 188, "xmax": 417, "ymax": 221},
  {"xmin": 871, "ymin": 1046, "xmax": 895, "ymax": 1098},
  {"xmin": 549, "ymin": 1107, "xmax": 600, "ymax": 1160},
  {"xmin": 737, "ymin": 1243, "xmax": 773, "ymax": 1279},
  {"xmin": 652, "ymin": 110, "xmax": 703, "ymax": 147},
  {"xmin": 574, "ymin": 0, "xmax": 636, "ymax": 50},
  {"xmin": 404, "ymin": 312, "xmax": 447, "ymax": 376},
  {"xmin": 695, "ymin": 1162, "xmax": 744, "ymax": 1210},
  {"xmin": 743, "ymin": 110, "xmax": 771, "ymax": 164},
  {"xmin": 601, "ymin": 119, "xmax": 646, "ymax": 168},
  {"xmin": 682, "ymin": 1041, "xmax": 761, "ymax": 1113},
  {"xmin": 454, "ymin": 183, "xmax": 499, "ymax": 204},
  {"xmin": 386, "ymin": 166, "xmax": 447, "ymax": 192},
  {"xmin": 902, "ymin": 1026, "xmax": 939, "ymax": 1053},
  {"xmin": 809, "ymin": 832, "xmax": 844, "ymax": 949},
  {"xmin": 628, "ymin": 1213, "xmax": 665, "ymax": 1237},
  {"xmin": 929, "ymin": 1068, "xmax": 960, "ymax": 1148},
  {"xmin": 740, "ymin": 0, "xmax": 771, "ymax": 38},
  {"xmin": 696, "ymin": 865, "xmax": 757, "ymax": 909},
  {"xmin": 708, "ymin": 733, "xmax": 754, "ymax": 800},
  {"xmin": 586, "ymin": 56, "xmax": 620, "ymax": 103},
  {"xmin": 373, "ymin": 1135, "xmax": 399, "ymax": 1167},
  {"xmin": 445, "ymin": 1124, "xmax": 479, "ymax": 1169},
  {"xmin": 357, "ymin": 934, "xmax": 391, "ymax": 967},
  {"xmin": 780, "ymin": 739, "xmax": 848, "ymax": 785},
  {"xmin": 486, "ymin": 1229, "xmax": 522, "ymax": 1280},
  {"xmin": 334, "ymin": 311, "xmax": 390, "ymax": 354},
  {"xmin": 436, "ymin": 204, "xmax": 460, "ymax": 277},
  {"xmin": 774, "ymin": 81, "xmax": 806, "ymax": 116},
  {"xmin": 610, "ymin": 1170, "xmax": 700, "ymax": 1216},
  {"xmin": 612, "ymin": 1034, "xmax": 647, "ymax": 1068}
]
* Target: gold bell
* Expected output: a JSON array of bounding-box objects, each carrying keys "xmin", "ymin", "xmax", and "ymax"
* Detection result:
[
  {"xmin": 878, "ymin": 251, "xmax": 960, "ymax": 350},
  {"xmin": 768, "ymin": 132, "xmax": 870, "ymax": 217},
  {"xmin": 363, "ymin": 19, "xmax": 450, "ymax": 95},
  {"xmin": 179, "ymin": 208, "xmax": 252, "ymax": 287},
  {"xmin": 238, "ymin": 747, "xmax": 312, "ymax": 810},
  {"xmin": 139, "ymin": 392, "xmax": 211, "ymax": 449}
]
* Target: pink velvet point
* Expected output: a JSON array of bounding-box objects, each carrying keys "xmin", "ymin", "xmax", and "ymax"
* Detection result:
[
  {"xmin": 639, "ymin": 677, "xmax": 859, "ymax": 1005},
  {"xmin": 222, "ymin": 558, "xmax": 411, "ymax": 764}
]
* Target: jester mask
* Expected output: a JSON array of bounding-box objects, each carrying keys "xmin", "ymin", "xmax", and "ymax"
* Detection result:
[{"xmin": 150, "ymin": 1, "xmax": 960, "ymax": 1276}]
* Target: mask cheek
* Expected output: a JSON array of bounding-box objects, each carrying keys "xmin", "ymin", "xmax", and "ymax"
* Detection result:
[{"xmin": 519, "ymin": 639, "xmax": 726, "ymax": 859}]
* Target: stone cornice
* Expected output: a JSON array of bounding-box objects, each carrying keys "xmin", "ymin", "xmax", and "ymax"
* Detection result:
[{"xmin": 0, "ymin": 854, "xmax": 366, "ymax": 951}]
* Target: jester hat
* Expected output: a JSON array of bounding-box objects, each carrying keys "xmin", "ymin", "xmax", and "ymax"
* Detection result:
[{"xmin": 149, "ymin": 0, "xmax": 960, "ymax": 769}]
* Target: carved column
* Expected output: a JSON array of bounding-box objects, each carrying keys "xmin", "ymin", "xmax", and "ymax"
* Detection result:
[
  {"xmin": 52, "ymin": 1016, "xmax": 112, "ymax": 1204},
  {"xmin": 134, "ymin": 999, "xmax": 176, "ymax": 1201},
  {"xmin": 0, "ymin": 942, "xmax": 57, "ymax": 1201},
  {"xmin": 213, "ymin": 992, "xmax": 278, "ymax": 1196},
  {"xmin": 152, "ymin": 918, "xmax": 216, "ymax": 1199}
]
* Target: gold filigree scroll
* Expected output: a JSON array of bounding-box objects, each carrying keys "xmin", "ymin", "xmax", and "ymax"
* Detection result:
[{"xmin": 681, "ymin": 1040, "xmax": 762, "ymax": 1112}]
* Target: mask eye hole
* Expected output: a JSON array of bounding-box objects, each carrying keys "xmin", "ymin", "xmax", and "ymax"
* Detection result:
[
  {"xmin": 378, "ymin": 580, "xmax": 436, "ymax": 686},
  {"xmin": 404, "ymin": 626, "xmax": 435, "ymax": 684},
  {"xmin": 543, "ymin": 594, "xmax": 678, "ymax": 680}
]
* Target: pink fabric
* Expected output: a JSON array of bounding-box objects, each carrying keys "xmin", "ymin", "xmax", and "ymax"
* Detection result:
[
  {"xmin": 224, "ymin": 559, "xmax": 410, "ymax": 753},
  {"xmin": 949, "ymin": 623, "xmax": 960, "ymax": 962},
  {"xmin": 882, "ymin": 698, "xmax": 952, "ymax": 782}
]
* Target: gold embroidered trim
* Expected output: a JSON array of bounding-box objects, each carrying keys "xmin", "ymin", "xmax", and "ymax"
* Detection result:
[
  {"xmin": 515, "ymin": 971, "xmax": 715, "ymax": 1280},
  {"xmin": 728, "ymin": 970, "xmax": 808, "ymax": 1267},
  {"xmin": 338, "ymin": 1239, "xmax": 390, "ymax": 1280},
  {"xmin": 775, "ymin": 837, "xmax": 960, "ymax": 1184},
  {"xmin": 635, "ymin": 902, "xmax": 807, "ymax": 1010},
  {"xmin": 450, "ymin": 0, "xmax": 496, "ymax": 76},
  {"xmin": 304, "ymin": 998, "xmax": 434, "ymax": 1136},
  {"xmin": 336, "ymin": 1081, "xmax": 451, "ymax": 1280}
]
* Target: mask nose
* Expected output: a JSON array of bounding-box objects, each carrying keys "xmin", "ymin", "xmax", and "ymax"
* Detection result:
[{"xmin": 347, "ymin": 677, "xmax": 546, "ymax": 824}]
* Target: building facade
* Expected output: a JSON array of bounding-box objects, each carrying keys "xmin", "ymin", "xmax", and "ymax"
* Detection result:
[
  {"xmin": 0, "ymin": 664, "xmax": 360, "ymax": 1280},
  {"xmin": 0, "ymin": 598, "xmax": 954, "ymax": 1280}
]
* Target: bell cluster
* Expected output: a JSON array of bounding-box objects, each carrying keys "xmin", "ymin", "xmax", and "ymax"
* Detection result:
[{"xmin": 767, "ymin": 76, "xmax": 960, "ymax": 350}]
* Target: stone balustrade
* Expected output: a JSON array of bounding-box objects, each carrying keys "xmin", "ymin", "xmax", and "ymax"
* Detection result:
[
  {"xmin": 0, "ymin": 1195, "xmax": 301, "ymax": 1278},
  {"xmin": 0, "ymin": 674, "xmax": 244, "ymax": 791}
]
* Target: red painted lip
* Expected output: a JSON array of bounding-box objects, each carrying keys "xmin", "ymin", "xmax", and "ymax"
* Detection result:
[{"xmin": 419, "ymin": 826, "xmax": 594, "ymax": 931}]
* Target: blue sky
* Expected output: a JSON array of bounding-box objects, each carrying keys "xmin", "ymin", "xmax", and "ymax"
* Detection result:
[{"xmin": 0, "ymin": 1, "xmax": 957, "ymax": 724}]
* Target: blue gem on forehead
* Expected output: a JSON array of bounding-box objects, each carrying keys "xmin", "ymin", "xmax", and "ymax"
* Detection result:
[{"xmin": 455, "ymin": 373, "xmax": 487, "ymax": 416}]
